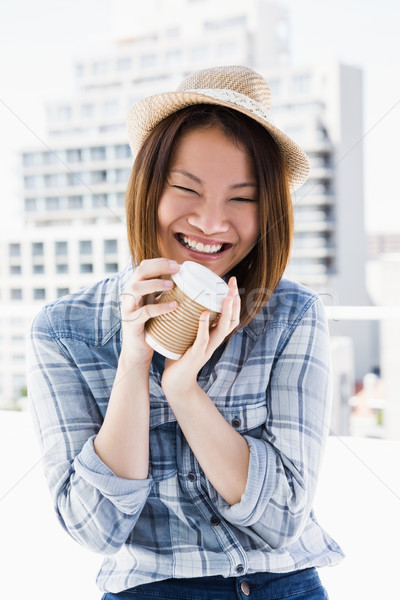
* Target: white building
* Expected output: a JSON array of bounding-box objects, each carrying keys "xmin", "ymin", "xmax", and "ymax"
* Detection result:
[{"xmin": 0, "ymin": 0, "xmax": 375, "ymax": 409}]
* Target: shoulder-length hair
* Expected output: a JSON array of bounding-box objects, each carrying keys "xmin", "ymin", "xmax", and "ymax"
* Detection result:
[{"xmin": 126, "ymin": 104, "xmax": 293, "ymax": 331}]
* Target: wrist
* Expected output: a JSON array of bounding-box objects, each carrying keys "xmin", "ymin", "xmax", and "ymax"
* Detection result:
[
  {"xmin": 118, "ymin": 346, "xmax": 152, "ymax": 374},
  {"xmin": 162, "ymin": 378, "xmax": 200, "ymax": 403}
]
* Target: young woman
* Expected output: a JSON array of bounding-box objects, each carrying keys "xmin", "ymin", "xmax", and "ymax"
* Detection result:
[{"xmin": 27, "ymin": 66, "xmax": 344, "ymax": 599}]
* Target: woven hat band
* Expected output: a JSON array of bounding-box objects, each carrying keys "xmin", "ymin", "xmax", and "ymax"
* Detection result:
[{"xmin": 177, "ymin": 66, "xmax": 271, "ymax": 110}]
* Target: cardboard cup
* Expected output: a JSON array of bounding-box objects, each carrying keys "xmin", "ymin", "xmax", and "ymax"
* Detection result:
[{"xmin": 145, "ymin": 261, "xmax": 229, "ymax": 359}]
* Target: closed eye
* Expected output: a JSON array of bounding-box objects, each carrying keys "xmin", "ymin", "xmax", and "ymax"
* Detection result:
[
  {"xmin": 231, "ymin": 197, "xmax": 257, "ymax": 202},
  {"xmin": 171, "ymin": 184, "xmax": 199, "ymax": 195}
]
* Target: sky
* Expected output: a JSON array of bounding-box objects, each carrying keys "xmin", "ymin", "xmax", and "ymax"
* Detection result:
[{"xmin": 0, "ymin": 0, "xmax": 399, "ymax": 234}]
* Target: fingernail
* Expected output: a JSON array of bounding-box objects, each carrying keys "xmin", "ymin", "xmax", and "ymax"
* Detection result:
[{"xmin": 169, "ymin": 260, "xmax": 180, "ymax": 269}]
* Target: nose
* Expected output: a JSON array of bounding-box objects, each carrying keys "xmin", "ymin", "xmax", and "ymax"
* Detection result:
[{"xmin": 186, "ymin": 201, "xmax": 229, "ymax": 235}]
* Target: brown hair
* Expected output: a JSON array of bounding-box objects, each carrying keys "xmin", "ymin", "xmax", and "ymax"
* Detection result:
[{"xmin": 126, "ymin": 105, "xmax": 293, "ymax": 331}]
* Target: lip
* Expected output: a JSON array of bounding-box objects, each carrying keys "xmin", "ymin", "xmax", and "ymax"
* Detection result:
[{"xmin": 174, "ymin": 233, "xmax": 232, "ymax": 261}]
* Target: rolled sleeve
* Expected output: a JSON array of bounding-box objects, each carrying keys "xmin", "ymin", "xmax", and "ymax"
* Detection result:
[
  {"xmin": 212, "ymin": 435, "xmax": 277, "ymax": 525},
  {"xmin": 27, "ymin": 307, "xmax": 151, "ymax": 555},
  {"xmin": 75, "ymin": 436, "xmax": 153, "ymax": 515},
  {"xmin": 208, "ymin": 297, "xmax": 332, "ymax": 549}
]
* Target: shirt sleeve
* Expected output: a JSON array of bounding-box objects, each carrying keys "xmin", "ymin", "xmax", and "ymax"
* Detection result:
[
  {"xmin": 27, "ymin": 307, "xmax": 153, "ymax": 555},
  {"xmin": 210, "ymin": 296, "xmax": 332, "ymax": 549}
]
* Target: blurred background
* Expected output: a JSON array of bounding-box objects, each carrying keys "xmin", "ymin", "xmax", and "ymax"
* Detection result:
[{"xmin": 1, "ymin": 1, "xmax": 399, "ymax": 598}]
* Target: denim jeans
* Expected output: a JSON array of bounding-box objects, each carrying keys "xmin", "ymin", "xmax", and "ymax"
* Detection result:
[{"xmin": 101, "ymin": 567, "xmax": 329, "ymax": 599}]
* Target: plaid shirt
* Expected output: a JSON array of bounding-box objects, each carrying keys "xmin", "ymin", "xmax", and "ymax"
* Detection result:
[{"xmin": 27, "ymin": 264, "xmax": 344, "ymax": 593}]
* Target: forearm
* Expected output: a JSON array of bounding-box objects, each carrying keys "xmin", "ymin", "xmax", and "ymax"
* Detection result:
[
  {"xmin": 94, "ymin": 352, "xmax": 151, "ymax": 480},
  {"xmin": 165, "ymin": 383, "xmax": 250, "ymax": 506}
]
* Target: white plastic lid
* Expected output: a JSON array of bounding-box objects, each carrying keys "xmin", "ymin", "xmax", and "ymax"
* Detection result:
[{"xmin": 171, "ymin": 261, "xmax": 229, "ymax": 312}]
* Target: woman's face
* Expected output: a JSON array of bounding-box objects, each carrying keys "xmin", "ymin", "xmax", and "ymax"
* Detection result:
[{"xmin": 157, "ymin": 126, "xmax": 260, "ymax": 277}]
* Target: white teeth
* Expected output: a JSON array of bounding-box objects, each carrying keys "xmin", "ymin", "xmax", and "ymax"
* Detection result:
[{"xmin": 181, "ymin": 235, "xmax": 223, "ymax": 254}]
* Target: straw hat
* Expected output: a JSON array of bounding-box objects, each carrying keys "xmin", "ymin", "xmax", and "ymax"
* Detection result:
[{"xmin": 126, "ymin": 65, "xmax": 310, "ymax": 190}]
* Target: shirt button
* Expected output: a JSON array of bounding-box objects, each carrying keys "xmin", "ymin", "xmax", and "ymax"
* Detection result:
[
  {"xmin": 240, "ymin": 581, "xmax": 250, "ymax": 596},
  {"xmin": 210, "ymin": 516, "xmax": 221, "ymax": 526},
  {"xmin": 187, "ymin": 472, "xmax": 196, "ymax": 481},
  {"xmin": 235, "ymin": 564, "xmax": 244, "ymax": 574},
  {"xmin": 231, "ymin": 417, "xmax": 241, "ymax": 429}
]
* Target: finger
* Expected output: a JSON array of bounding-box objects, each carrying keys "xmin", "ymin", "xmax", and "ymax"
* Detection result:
[
  {"xmin": 194, "ymin": 310, "xmax": 210, "ymax": 350},
  {"xmin": 133, "ymin": 258, "xmax": 180, "ymax": 282},
  {"xmin": 227, "ymin": 276, "xmax": 241, "ymax": 326},
  {"xmin": 122, "ymin": 300, "xmax": 177, "ymax": 324},
  {"xmin": 123, "ymin": 277, "xmax": 174, "ymax": 300},
  {"xmin": 232, "ymin": 292, "xmax": 241, "ymax": 324}
]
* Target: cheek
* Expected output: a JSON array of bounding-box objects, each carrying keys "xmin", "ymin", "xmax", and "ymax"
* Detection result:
[{"xmin": 240, "ymin": 207, "xmax": 261, "ymax": 245}]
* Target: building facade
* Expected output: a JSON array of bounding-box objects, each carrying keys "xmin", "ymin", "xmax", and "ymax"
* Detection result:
[{"xmin": 0, "ymin": 0, "xmax": 374, "ymax": 408}]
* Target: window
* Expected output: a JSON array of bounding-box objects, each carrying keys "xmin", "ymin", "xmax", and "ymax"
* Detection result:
[
  {"xmin": 9, "ymin": 243, "xmax": 21, "ymax": 257},
  {"xmin": 115, "ymin": 144, "xmax": 131, "ymax": 159},
  {"xmin": 292, "ymin": 74, "xmax": 311, "ymax": 94},
  {"xmin": 58, "ymin": 106, "xmax": 72, "ymax": 120},
  {"xmin": 55, "ymin": 241, "xmax": 68, "ymax": 256},
  {"xmin": 25, "ymin": 198, "xmax": 36, "ymax": 211},
  {"xmin": 81, "ymin": 103, "xmax": 95, "ymax": 118},
  {"xmin": 12, "ymin": 374, "xmax": 26, "ymax": 394},
  {"xmin": 117, "ymin": 57, "xmax": 132, "ymax": 71},
  {"xmin": 56, "ymin": 263, "xmax": 68, "ymax": 274},
  {"xmin": 217, "ymin": 40, "xmax": 237, "ymax": 59},
  {"xmin": 104, "ymin": 239, "xmax": 118, "ymax": 255},
  {"xmin": 93, "ymin": 61, "xmax": 107, "ymax": 75},
  {"xmin": 116, "ymin": 193, "xmax": 125, "ymax": 207},
  {"xmin": 90, "ymin": 146, "xmax": 106, "ymax": 161},
  {"xmin": 79, "ymin": 240, "xmax": 92, "ymax": 255},
  {"xmin": 93, "ymin": 194, "xmax": 108, "ymax": 208},
  {"xmin": 11, "ymin": 335, "xmax": 25, "ymax": 343},
  {"xmin": 91, "ymin": 170, "xmax": 107, "ymax": 184},
  {"xmin": 45, "ymin": 197, "xmax": 60, "ymax": 210},
  {"xmin": 33, "ymin": 264, "xmax": 44, "ymax": 274},
  {"xmin": 268, "ymin": 79, "xmax": 282, "ymax": 97},
  {"xmin": 166, "ymin": 27, "xmax": 180, "ymax": 37},
  {"xmin": 32, "ymin": 242, "xmax": 44, "ymax": 256},
  {"xmin": 140, "ymin": 54, "xmax": 156, "ymax": 68},
  {"xmin": 68, "ymin": 196, "xmax": 83, "ymax": 209},
  {"xmin": 115, "ymin": 168, "xmax": 130, "ymax": 183},
  {"xmin": 105, "ymin": 262, "xmax": 118, "ymax": 273},
  {"xmin": 23, "ymin": 152, "xmax": 39, "ymax": 167},
  {"xmin": 10, "ymin": 289, "xmax": 23, "ymax": 301},
  {"xmin": 24, "ymin": 175, "xmax": 37, "ymax": 189},
  {"xmin": 45, "ymin": 173, "xmax": 63, "ymax": 188},
  {"xmin": 166, "ymin": 50, "xmax": 182, "ymax": 66},
  {"xmin": 67, "ymin": 148, "xmax": 82, "ymax": 162},
  {"xmin": 43, "ymin": 151, "xmax": 60, "ymax": 165},
  {"xmin": 12, "ymin": 354, "xmax": 25, "ymax": 362},
  {"xmin": 104, "ymin": 100, "xmax": 119, "ymax": 116},
  {"xmin": 80, "ymin": 263, "xmax": 93, "ymax": 274},
  {"xmin": 10, "ymin": 265, "xmax": 21, "ymax": 275},
  {"xmin": 191, "ymin": 46, "xmax": 208, "ymax": 62},
  {"xmin": 34, "ymin": 288, "xmax": 46, "ymax": 300},
  {"xmin": 67, "ymin": 172, "xmax": 83, "ymax": 186},
  {"xmin": 57, "ymin": 288, "xmax": 69, "ymax": 297}
]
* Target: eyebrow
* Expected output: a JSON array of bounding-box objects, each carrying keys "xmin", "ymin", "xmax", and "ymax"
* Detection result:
[{"xmin": 170, "ymin": 169, "xmax": 258, "ymax": 189}]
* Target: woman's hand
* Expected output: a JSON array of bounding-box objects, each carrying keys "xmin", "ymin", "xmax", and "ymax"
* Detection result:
[
  {"xmin": 161, "ymin": 276, "xmax": 240, "ymax": 397},
  {"xmin": 120, "ymin": 258, "xmax": 180, "ymax": 365}
]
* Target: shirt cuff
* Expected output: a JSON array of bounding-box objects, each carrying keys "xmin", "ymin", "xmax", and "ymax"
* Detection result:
[
  {"xmin": 74, "ymin": 435, "xmax": 153, "ymax": 515},
  {"xmin": 213, "ymin": 435, "xmax": 277, "ymax": 526}
]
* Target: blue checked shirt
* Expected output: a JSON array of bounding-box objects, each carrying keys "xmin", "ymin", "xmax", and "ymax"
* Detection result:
[{"xmin": 27, "ymin": 263, "xmax": 344, "ymax": 593}]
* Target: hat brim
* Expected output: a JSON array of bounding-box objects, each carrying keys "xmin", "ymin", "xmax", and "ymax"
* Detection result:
[{"xmin": 126, "ymin": 89, "xmax": 310, "ymax": 191}]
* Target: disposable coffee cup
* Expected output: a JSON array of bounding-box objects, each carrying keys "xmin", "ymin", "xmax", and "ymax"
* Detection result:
[{"xmin": 145, "ymin": 261, "xmax": 229, "ymax": 359}]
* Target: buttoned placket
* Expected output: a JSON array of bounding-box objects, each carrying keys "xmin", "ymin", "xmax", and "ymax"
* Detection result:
[{"xmin": 179, "ymin": 426, "xmax": 248, "ymax": 577}]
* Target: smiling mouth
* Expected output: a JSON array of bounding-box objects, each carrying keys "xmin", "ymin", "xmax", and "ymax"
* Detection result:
[{"xmin": 175, "ymin": 233, "xmax": 231, "ymax": 255}]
